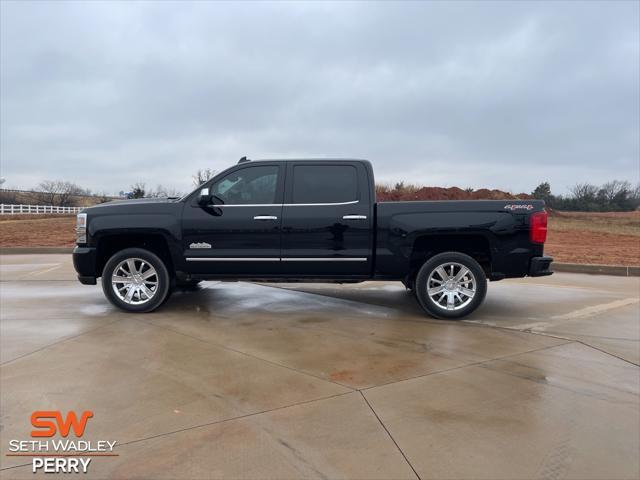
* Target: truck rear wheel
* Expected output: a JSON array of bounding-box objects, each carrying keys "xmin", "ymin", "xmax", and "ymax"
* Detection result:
[
  {"xmin": 101, "ymin": 248, "xmax": 171, "ymax": 313},
  {"xmin": 415, "ymin": 252, "xmax": 487, "ymax": 320}
]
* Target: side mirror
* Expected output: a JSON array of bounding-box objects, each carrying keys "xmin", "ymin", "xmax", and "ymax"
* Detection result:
[{"xmin": 198, "ymin": 187, "xmax": 212, "ymax": 206}]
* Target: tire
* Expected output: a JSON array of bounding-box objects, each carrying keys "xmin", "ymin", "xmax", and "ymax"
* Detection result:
[
  {"xmin": 414, "ymin": 252, "xmax": 487, "ymax": 320},
  {"xmin": 101, "ymin": 248, "xmax": 171, "ymax": 313},
  {"xmin": 161, "ymin": 284, "xmax": 174, "ymax": 306}
]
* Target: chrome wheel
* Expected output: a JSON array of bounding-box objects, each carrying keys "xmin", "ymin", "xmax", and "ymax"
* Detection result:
[
  {"xmin": 426, "ymin": 262, "xmax": 476, "ymax": 311},
  {"xmin": 111, "ymin": 258, "xmax": 158, "ymax": 305}
]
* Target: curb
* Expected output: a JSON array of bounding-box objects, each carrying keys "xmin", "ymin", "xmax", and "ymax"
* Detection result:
[
  {"xmin": 0, "ymin": 247, "xmax": 74, "ymax": 255},
  {"xmin": 552, "ymin": 262, "xmax": 639, "ymax": 277},
  {"xmin": 0, "ymin": 248, "xmax": 638, "ymax": 277}
]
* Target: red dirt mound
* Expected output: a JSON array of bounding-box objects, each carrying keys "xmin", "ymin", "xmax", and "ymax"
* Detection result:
[{"xmin": 376, "ymin": 185, "xmax": 531, "ymax": 202}]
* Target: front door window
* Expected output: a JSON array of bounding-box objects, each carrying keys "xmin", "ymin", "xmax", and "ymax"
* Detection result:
[{"xmin": 210, "ymin": 165, "xmax": 279, "ymax": 205}]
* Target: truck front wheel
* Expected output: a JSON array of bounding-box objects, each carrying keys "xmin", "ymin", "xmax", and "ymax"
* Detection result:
[
  {"xmin": 101, "ymin": 248, "xmax": 171, "ymax": 313},
  {"xmin": 415, "ymin": 252, "xmax": 487, "ymax": 320}
]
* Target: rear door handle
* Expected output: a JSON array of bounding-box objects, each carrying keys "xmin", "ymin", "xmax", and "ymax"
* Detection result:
[
  {"xmin": 253, "ymin": 215, "xmax": 278, "ymax": 220},
  {"xmin": 342, "ymin": 215, "xmax": 367, "ymax": 220}
]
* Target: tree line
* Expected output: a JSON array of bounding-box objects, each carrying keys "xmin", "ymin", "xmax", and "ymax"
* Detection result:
[
  {"xmin": 2, "ymin": 170, "xmax": 637, "ymax": 212},
  {"xmin": 0, "ymin": 169, "xmax": 217, "ymax": 205},
  {"xmin": 0, "ymin": 181, "xmax": 112, "ymax": 207},
  {"xmin": 532, "ymin": 180, "xmax": 640, "ymax": 211},
  {"xmin": 126, "ymin": 169, "xmax": 215, "ymax": 198}
]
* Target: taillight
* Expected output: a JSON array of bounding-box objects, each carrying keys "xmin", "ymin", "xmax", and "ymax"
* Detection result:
[{"xmin": 530, "ymin": 210, "xmax": 548, "ymax": 244}]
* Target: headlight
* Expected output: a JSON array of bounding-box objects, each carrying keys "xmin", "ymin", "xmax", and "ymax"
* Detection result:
[{"xmin": 76, "ymin": 212, "xmax": 87, "ymax": 244}]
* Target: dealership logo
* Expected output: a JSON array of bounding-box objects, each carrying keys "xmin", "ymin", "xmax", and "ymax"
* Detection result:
[
  {"xmin": 6, "ymin": 411, "xmax": 117, "ymax": 474},
  {"xmin": 31, "ymin": 411, "xmax": 93, "ymax": 438}
]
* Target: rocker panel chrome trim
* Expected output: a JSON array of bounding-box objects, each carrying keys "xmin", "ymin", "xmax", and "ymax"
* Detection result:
[
  {"xmin": 281, "ymin": 257, "xmax": 367, "ymax": 262},
  {"xmin": 186, "ymin": 257, "xmax": 280, "ymax": 262}
]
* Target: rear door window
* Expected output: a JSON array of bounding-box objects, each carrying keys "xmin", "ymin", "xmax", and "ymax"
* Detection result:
[{"xmin": 291, "ymin": 165, "xmax": 358, "ymax": 204}]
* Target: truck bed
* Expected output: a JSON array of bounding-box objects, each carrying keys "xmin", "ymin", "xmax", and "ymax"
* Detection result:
[{"xmin": 374, "ymin": 200, "xmax": 546, "ymax": 279}]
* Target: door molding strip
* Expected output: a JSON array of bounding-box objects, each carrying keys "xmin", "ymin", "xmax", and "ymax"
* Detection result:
[
  {"xmin": 185, "ymin": 257, "xmax": 367, "ymax": 262},
  {"xmin": 211, "ymin": 200, "xmax": 359, "ymax": 207}
]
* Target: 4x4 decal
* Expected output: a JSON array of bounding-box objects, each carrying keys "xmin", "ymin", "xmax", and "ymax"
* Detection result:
[{"xmin": 504, "ymin": 204, "xmax": 534, "ymax": 211}]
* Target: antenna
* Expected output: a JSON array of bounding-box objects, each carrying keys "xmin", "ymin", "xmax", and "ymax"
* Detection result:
[{"xmin": 238, "ymin": 156, "xmax": 250, "ymax": 164}]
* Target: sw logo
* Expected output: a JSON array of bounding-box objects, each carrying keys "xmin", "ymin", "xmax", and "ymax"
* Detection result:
[
  {"xmin": 5, "ymin": 410, "xmax": 116, "ymax": 474},
  {"xmin": 31, "ymin": 410, "xmax": 94, "ymax": 438},
  {"xmin": 31, "ymin": 411, "xmax": 95, "ymax": 474}
]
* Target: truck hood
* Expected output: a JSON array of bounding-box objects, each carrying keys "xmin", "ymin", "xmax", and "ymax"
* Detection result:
[
  {"xmin": 88, "ymin": 197, "xmax": 178, "ymax": 209},
  {"xmin": 83, "ymin": 197, "xmax": 182, "ymax": 216}
]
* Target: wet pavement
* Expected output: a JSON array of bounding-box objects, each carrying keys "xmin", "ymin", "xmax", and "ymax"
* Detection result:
[{"xmin": 0, "ymin": 254, "xmax": 638, "ymax": 479}]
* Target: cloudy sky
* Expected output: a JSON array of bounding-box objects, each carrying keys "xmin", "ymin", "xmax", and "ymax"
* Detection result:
[{"xmin": 1, "ymin": 1, "xmax": 638, "ymax": 196}]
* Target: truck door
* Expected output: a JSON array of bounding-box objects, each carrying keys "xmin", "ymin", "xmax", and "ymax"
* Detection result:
[
  {"xmin": 281, "ymin": 162, "xmax": 372, "ymax": 276},
  {"xmin": 182, "ymin": 163, "xmax": 284, "ymax": 275}
]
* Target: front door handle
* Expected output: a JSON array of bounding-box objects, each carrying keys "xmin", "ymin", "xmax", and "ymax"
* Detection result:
[
  {"xmin": 253, "ymin": 215, "xmax": 278, "ymax": 220},
  {"xmin": 342, "ymin": 215, "xmax": 367, "ymax": 220}
]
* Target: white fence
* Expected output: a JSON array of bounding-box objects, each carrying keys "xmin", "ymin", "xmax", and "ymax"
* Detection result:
[{"xmin": 0, "ymin": 204, "xmax": 82, "ymax": 215}]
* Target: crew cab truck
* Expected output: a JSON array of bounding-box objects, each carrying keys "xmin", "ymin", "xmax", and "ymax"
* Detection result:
[{"xmin": 73, "ymin": 158, "xmax": 552, "ymax": 319}]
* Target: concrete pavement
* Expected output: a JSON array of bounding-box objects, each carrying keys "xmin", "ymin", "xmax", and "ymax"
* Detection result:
[{"xmin": 0, "ymin": 254, "xmax": 638, "ymax": 479}]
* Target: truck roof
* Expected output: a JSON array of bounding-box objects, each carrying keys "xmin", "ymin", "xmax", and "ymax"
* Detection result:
[{"xmin": 238, "ymin": 157, "xmax": 371, "ymax": 165}]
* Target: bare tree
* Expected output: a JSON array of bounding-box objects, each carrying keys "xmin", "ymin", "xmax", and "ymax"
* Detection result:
[
  {"xmin": 37, "ymin": 180, "xmax": 64, "ymax": 206},
  {"xmin": 599, "ymin": 180, "xmax": 631, "ymax": 202},
  {"xmin": 147, "ymin": 184, "xmax": 183, "ymax": 198},
  {"xmin": 95, "ymin": 192, "xmax": 112, "ymax": 204},
  {"xmin": 36, "ymin": 180, "xmax": 89, "ymax": 207},
  {"xmin": 59, "ymin": 183, "xmax": 89, "ymax": 207},
  {"xmin": 192, "ymin": 168, "xmax": 215, "ymax": 188},
  {"xmin": 130, "ymin": 183, "xmax": 146, "ymax": 199},
  {"xmin": 570, "ymin": 183, "xmax": 598, "ymax": 202}
]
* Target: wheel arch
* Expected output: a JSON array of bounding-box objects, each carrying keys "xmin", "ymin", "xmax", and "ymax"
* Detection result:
[
  {"xmin": 95, "ymin": 232, "xmax": 175, "ymax": 278},
  {"xmin": 409, "ymin": 233, "xmax": 492, "ymax": 281}
]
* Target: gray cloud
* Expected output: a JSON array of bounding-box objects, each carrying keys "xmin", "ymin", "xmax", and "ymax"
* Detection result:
[{"xmin": 1, "ymin": 0, "xmax": 638, "ymax": 195}]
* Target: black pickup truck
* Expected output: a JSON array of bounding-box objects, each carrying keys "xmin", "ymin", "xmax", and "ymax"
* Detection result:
[{"xmin": 73, "ymin": 158, "xmax": 552, "ymax": 318}]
